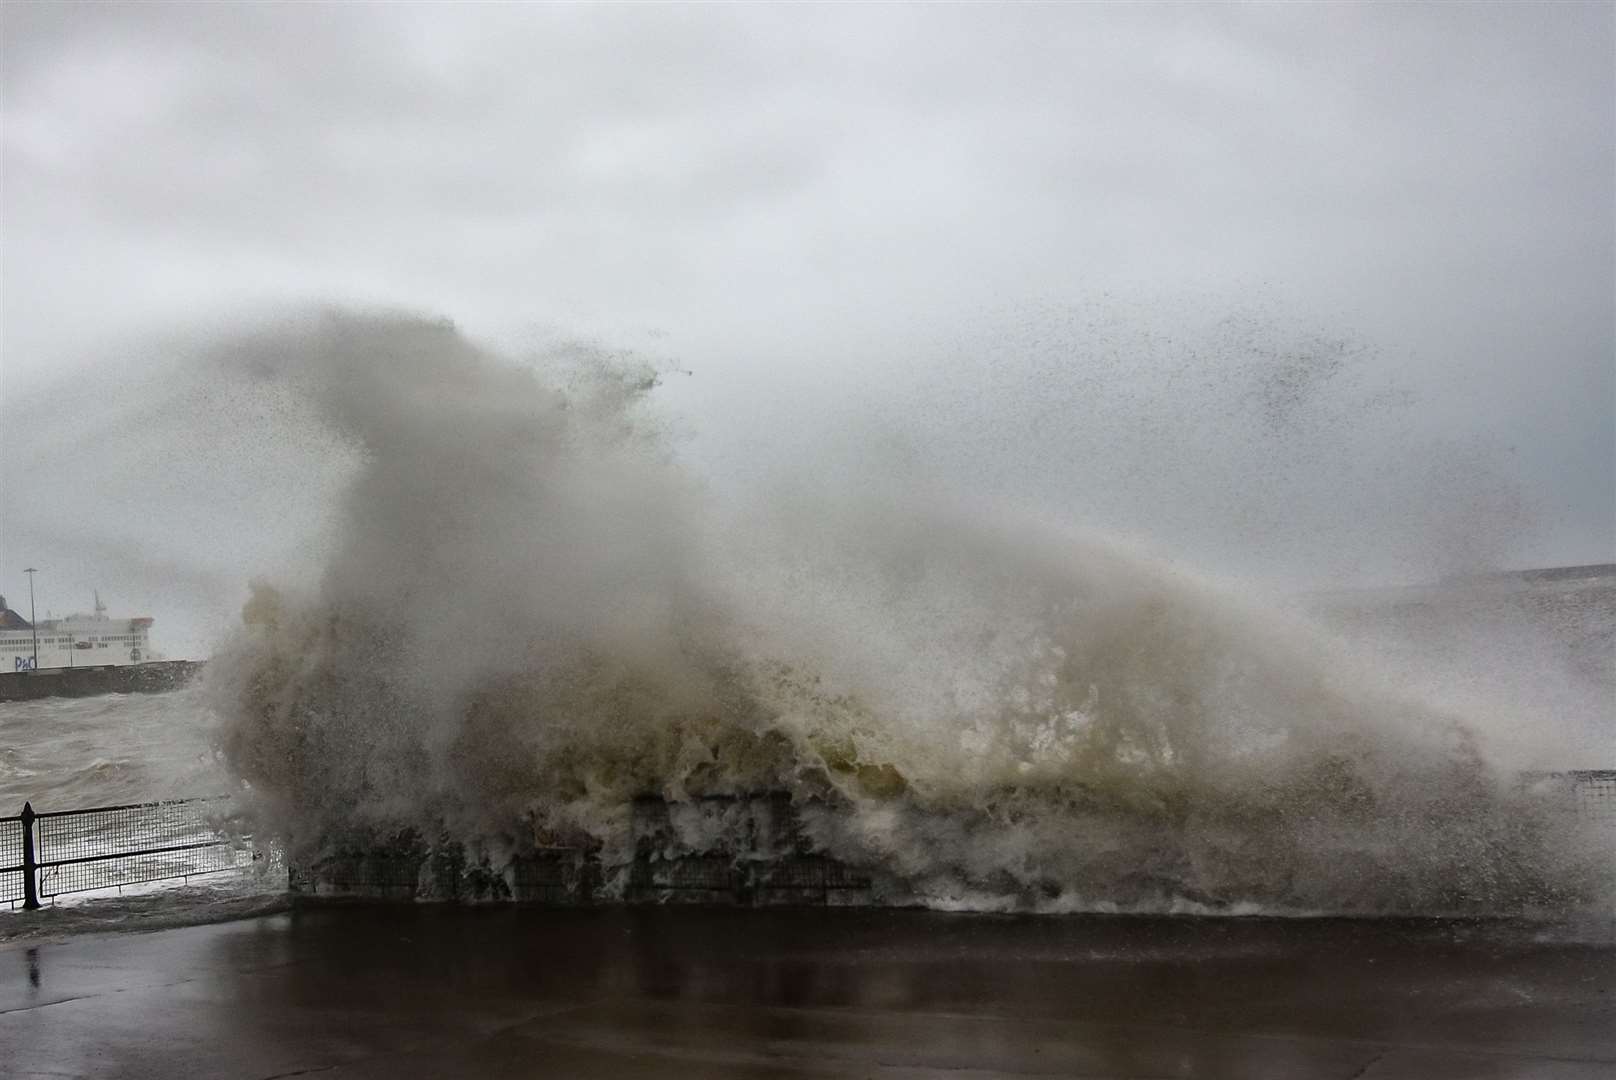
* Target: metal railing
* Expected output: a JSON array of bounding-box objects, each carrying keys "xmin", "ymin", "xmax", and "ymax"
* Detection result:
[
  {"xmin": 1568, "ymin": 770, "xmax": 1616, "ymax": 822},
  {"xmin": 1519, "ymin": 769, "xmax": 1616, "ymax": 823},
  {"xmin": 1, "ymin": 797, "xmax": 254, "ymax": 909},
  {"xmin": 4, "ymin": 770, "xmax": 1610, "ymax": 910}
]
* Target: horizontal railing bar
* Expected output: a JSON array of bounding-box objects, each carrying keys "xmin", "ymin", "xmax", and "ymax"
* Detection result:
[
  {"xmin": 41, "ymin": 869, "xmax": 240, "ymax": 900},
  {"xmin": 32, "ymin": 795, "xmax": 231, "ymax": 819},
  {"xmin": 35, "ymin": 839, "xmax": 232, "ymax": 869}
]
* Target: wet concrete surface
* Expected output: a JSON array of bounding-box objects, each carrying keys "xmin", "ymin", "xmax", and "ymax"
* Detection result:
[{"xmin": 2, "ymin": 907, "xmax": 1613, "ymax": 1079}]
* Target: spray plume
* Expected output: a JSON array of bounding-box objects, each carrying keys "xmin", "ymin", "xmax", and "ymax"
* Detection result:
[{"xmin": 204, "ymin": 312, "xmax": 1610, "ymax": 914}]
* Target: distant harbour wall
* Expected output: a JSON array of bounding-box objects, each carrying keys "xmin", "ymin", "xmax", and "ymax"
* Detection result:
[{"xmin": 0, "ymin": 660, "xmax": 203, "ymax": 703}]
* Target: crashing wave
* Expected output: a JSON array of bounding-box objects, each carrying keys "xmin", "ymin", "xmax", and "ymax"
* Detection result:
[{"xmin": 207, "ymin": 312, "xmax": 1612, "ymax": 915}]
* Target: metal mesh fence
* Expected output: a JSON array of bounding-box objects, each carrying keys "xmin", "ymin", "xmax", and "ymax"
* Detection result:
[
  {"xmin": 286, "ymin": 830, "xmax": 432, "ymax": 899},
  {"xmin": 38, "ymin": 838, "xmax": 247, "ymax": 898},
  {"xmin": 10, "ymin": 772, "xmax": 1608, "ymax": 909},
  {"xmin": 509, "ymin": 848, "xmax": 595, "ymax": 904},
  {"xmin": 0, "ymin": 816, "xmax": 22, "ymax": 904},
  {"xmin": 31, "ymin": 797, "xmax": 247, "ymax": 900},
  {"xmin": 289, "ymin": 852, "xmax": 427, "ymax": 898},
  {"xmin": 1570, "ymin": 771, "xmax": 1616, "ymax": 823}
]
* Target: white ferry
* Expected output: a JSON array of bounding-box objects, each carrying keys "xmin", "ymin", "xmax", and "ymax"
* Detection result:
[{"xmin": 0, "ymin": 591, "xmax": 155, "ymax": 672}]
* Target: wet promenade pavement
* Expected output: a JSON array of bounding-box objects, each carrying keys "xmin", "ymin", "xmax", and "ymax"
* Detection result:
[{"xmin": 3, "ymin": 907, "xmax": 1613, "ymax": 1079}]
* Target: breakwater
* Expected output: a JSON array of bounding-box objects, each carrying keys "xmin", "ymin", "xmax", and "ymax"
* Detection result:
[{"xmin": 0, "ymin": 661, "xmax": 202, "ymax": 703}]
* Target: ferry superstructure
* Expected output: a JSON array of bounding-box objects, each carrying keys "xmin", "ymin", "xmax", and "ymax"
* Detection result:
[{"xmin": 0, "ymin": 592, "xmax": 155, "ymax": 672}]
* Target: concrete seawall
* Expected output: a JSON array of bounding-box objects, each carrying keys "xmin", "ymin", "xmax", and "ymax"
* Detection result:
[
  {"xmin": 288, "ymin": 778, "xmax": 1615, "ymax": 910},
  {"xmin": 290, "ymin": 793, "xmax": 880, "ymax": 907}
]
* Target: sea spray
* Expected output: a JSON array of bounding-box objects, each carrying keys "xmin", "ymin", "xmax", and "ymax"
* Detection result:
[{"xmin": 207, "ymin": 312, "xmax": 1612, "ymax": 914}]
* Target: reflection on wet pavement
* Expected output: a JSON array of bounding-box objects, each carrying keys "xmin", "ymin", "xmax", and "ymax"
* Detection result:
[{"xmin": 3, "ymin": 908, "xmax": 1613, "ymax": 1079}]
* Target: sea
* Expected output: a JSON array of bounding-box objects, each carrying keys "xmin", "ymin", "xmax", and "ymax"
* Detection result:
[{"xmin": 0, "ymin": 687, "xmax": 226, "ymax": 811}]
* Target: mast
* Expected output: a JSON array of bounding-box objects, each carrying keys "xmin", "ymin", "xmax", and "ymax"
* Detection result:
[{"xmin": 24, "ymin": 568, "xmax": 39, "ymax": 671}]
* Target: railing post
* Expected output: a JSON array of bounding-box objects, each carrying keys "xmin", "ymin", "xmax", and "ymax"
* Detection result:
[{"xmin": 20, "ymin": 802, "xmax": 40, "ymax": 910}]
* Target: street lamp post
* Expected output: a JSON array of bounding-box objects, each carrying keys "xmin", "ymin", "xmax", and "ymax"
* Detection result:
[{"xmin": 23, "ymin": 567, "xmax": 39, "ymax": 672}]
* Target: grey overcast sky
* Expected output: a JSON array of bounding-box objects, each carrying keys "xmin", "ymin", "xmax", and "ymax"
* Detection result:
[{"xmin": 1, "ymin": 2, "xmax": 1612, "ymax": 651}]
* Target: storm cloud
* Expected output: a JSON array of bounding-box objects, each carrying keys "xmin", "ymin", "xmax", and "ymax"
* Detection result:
[{"xmin": 1, "ymin": 2, "xmax": 1611, "ymax": 653}]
